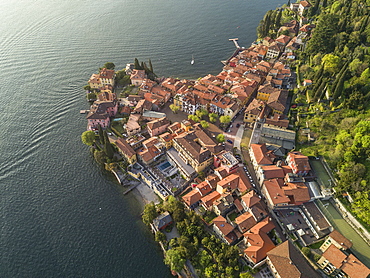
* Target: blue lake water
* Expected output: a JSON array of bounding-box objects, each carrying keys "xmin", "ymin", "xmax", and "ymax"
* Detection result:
[{"xmin": 0, "ymin": 0, "xmax": 284, "ymax": 276}]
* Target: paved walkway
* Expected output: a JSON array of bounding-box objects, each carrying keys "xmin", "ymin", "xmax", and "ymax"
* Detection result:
[{"xmin": 233, "ymin": 125, "xmax": 244, "ymax": 152}]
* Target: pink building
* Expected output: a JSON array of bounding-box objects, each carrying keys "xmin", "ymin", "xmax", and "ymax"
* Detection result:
[
  {"xmin": 147, "ymin": 117, "xmax": 170, "ymax": 137},
  {"xmin": 286, "ymin": 151, "xmax": 311, "ymax": 176},
  {"xmin": 86, "ymin": 100, "xmax": 117, "ymax": 130}
]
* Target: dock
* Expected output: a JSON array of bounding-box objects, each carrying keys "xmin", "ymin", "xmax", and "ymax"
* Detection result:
[
  {"xmin": 229, "ymin": 38, "xmax": 241, "ymax": 49},
  {"xmin": 80, "ymin": 110, "xmax": 89, "ymax": 114}
]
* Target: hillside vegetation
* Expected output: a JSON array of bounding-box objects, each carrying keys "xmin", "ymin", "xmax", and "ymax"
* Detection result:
[{"xmin": 260, "ymin": 0, "xmax": 370, "ymax": 225}]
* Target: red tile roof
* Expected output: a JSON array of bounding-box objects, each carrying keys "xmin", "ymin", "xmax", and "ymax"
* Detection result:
[
  {"xmin": 328, "ymin": 230, "xmax": 353, "ymax": 250},
  {"xmin": 250, "ymin": 143, "xmax": 276, "ymax": 165},
  {"xmin": 182, "ymin": 189, "xmax": 201, "ymax": 207},
  {"xmin": 341, "ymin": 254, "xmax": 370, "ymax": 278},
  {"xmin": 322, "ymin": 244, "xmax": 347, "ymax": 269},
  {"xmin": 201, "ymin": 191, "xmax": 221, "ymax": 208}
]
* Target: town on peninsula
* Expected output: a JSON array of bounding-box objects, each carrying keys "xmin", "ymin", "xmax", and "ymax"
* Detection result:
[{"xmin": 80, "ymin": 1, "xmax": 370, "ymax": 277}]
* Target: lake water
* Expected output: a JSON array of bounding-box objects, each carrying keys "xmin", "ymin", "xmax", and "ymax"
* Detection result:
[{"xmin": 0, "ymin": 0, "xmax": 284, "ymax": 276}]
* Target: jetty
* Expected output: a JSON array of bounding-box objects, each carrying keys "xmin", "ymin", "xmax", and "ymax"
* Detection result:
[{"xmin": 229, "ymin": 38, "xmax": 241, "ymax": 49}]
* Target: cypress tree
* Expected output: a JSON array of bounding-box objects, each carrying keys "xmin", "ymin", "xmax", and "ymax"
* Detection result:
[
  {"xmin": 275, "ymin": 10, "xmax": 282, "ymax": 28},
  {"xmin": 316, "ymin": 80, "xmax": 328, "ymax": 101},
  {"xmin": 103, "ymin": 131, "xmax": 114, "ymax": 159},
  {"xmin": 312, "ymin": 75, "xmax": 323, "ymax": 94},
  {"xmin": 263, "ymin": 11, "xmax": 272, "ymax": 37},
  {"xmin": 360, "ymin": 15, "xmax": 369, "ymax": 33},
  {"xmin": 314, "ymin": 78, "xmax": 327, "ymax": 101},
  {"xmin": 331, "ymin": 62, "xmax": 348, "ymax": 95},
  {"xmin": 140, "ymin": 61, "xmax": 145, "ymax": 70},
  {"xmin": 333, "ymin": 69, "xmax": 347, "ymax": 100},
  {"xmin": 98, "ymin": 124, "xmax": 104, "ymax": 144},
  {"xmin": 134, "ymin": 58, "xmax": 140, "ymax": 70},
  {"xmin": 314, "ymin": 63, "xmax": 325, "ymax": 81},
  {"xmin": 148, "ymin": 59, "xmax": 154, "ymax": 73}
]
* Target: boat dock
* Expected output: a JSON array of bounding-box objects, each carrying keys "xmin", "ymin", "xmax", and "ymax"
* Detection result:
[{"xmin": 229, "ymin": 38, "xmax": 241, "ymax": 49}]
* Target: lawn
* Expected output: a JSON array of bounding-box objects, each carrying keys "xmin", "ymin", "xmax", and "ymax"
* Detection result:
[
  {"xmin": 309, "ymin": 159, "xmax": 331, "ymax": 188},
  {"xmin": 308, "ymin": 239, "xmax": 325, "ymax": 249},
  {"xmin": 228, "ymin": 211, "xmax": 238, "ymax": 222},
  {"xmin": 111, "ymin": 121, "xmax": 125, "ymax": 134}
]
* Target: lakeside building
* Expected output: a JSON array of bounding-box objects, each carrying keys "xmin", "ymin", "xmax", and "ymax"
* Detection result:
[
  {"xmin": 88, "ymin": 68, "xmax": 116, "ymax": 90},
  {"xmin": 86, "ymin": 100, "xmax": 118, "ymax": 131}
]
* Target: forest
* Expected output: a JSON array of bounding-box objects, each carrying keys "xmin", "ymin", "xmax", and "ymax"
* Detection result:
[
  {"xmin": 257, "ymin": 0, "xmax": 370, "ymax": 226},
  {"xmin": 294, "ymin": 0, "xmax": 369, "ymax": 225}
]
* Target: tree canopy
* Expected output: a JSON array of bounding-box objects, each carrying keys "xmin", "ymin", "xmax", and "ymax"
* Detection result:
[
  {"xmin": 103, "ymin": 62, "xmax": 115, "ymax": 70},
  {"xmin": 81, "ymin": 131, "xmax": 95, "ymax": 146}
]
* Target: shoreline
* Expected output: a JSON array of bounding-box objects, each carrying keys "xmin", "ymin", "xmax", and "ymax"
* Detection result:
[{"xmin": 129, "ymin": 182, "xmax": 161, "ymax": 210}]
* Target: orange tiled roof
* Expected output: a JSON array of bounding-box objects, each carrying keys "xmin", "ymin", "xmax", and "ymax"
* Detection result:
[
  {"xmin": 201, "ymin": 191, "xmax": 221, "ymax": 208},
  {"xmin": 263, "ymin": 179, "xmax": 290, "ymax": 205},
  {"xmin": 341, "ymin": 254, "xmax": 370, "ymax": 278},
  {"xmin": 182, "ymin": 189, "xmax": 202, "ymax": 207},
  {"xmin": 250, "ymin": 143, "xmax": 276, "ymax": 165}
]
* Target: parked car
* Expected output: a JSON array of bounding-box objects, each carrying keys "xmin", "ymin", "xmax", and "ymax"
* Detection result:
[
  {"xmin": 227, "ymin": 139, "xmax": 233, "ymax": 144},
  {"xmin": 236, "ymin": 123, "xmax": 240, "ymax": 128}
]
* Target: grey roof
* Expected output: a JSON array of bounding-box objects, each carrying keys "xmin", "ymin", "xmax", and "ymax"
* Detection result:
[
  {"xmin": 166, "ymin": 147, "xmax": 196, "ymax": 177},
  {"xmin": 153, "ymin": 211, "xmax": 173, "ymax": 230},
  {"xmin": 142, "ymin": 111, "xmax": 166, "ymax": 119},
  {"xmin": 303, "ymin": 201, "xmax": 331, "ymax": 230}
]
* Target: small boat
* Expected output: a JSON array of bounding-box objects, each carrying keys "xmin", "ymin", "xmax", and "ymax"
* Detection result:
[{"xmin": 191, "ymin": 55, "xmax": 194, "ymax": 65}]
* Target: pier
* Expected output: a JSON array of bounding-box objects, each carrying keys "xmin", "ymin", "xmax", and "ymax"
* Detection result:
[{"xmin": 229, "ymin": 38, "xmax": 241, "ymax": 49}]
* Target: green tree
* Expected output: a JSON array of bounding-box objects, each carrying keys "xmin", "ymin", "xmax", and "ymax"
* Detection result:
[
  {"xmin": 155, "ymin": 231, "xmax": 166, "ymax": 243},
  {"xmin": 94, "ymin": 150, "xmax": 107, "ymax": 165},
  {"xmin": 81, "ymin": 130, "xmax": 96, "ymax": 146},
  {"xmin": 142, "ymin": 202, "xmax": 158, "ymax": 225},
  {"xmin": 148, "ymin": 59, "xmax": 154, "ymax": 73},
  {"xmin": 216, "ymin": 133, "xmax": 225, "ymax": 143},
  {"xmin": 83, "ymin": 85, "xmax": 91, "ymax": 91},
  {"xmin": 200, "ymin": 120, "xmax": 209, "ymax": 129},
  {"xmin": 240, "ymin": 272, "xmax": 254, "ymax": 278},
  {"xmin": 188, "ymin": 114, "xmax": 200, "ymax": 122},
  {"xmin": 98, "ymin": 124, "xmax": 104, "ymax": 144},
  {"xmin": 103, "ymin": 62, "xmax": 115, "ymax": 70},
  {"xmin": 103, "ymin": 131, "xmax": 114, "ymax": 159},
  {"xmin": 87, "ymin": 92, "xmax": 97, "ymax": 101},
  {"xmin": 134, "ymin": 58, "xmax": 142, "ymax": 70},
  {"xmin": 115, "ymin": 70, "xmax": 131, "ymax": 87},
  {"xmin": 169, "ymin": 104, "xmax": 180, "ymax": 114},
  {"xmin": 196, "ymin": 108, "xmax": 208, "ymax": 119},
  {"xmin": 322, "ymin": 54, "xmax": 341, "ymax": 74},
  {"xmin": 219, "ymin": 115, "xmax": 231, "ymax": 125},
  {"xmin": 208, "ymin": 113, "xmax": 218, "ymax": 123},
  {"xmin": 302, "ymin": 247, "xmax": 311, "ymax": 257},
  {"xmin": 164, "ymin": 247, "xmax": 186, "ymax": 272},
  {"xmin": 332, "ymin": 68, "xmax": 347, "ymax": 99},
  {"xmin": 306, "ymin": 14, "xmax": 339, "ymax": 55}
]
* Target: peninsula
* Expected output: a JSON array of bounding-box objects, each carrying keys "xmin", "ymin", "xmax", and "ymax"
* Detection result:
[{"xmin": 80, "ymin": 0, "xmax": 370, "ymax": 277}]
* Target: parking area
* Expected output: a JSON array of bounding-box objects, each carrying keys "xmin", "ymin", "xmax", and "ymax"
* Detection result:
[
  {"xmin": 275, "ymin": 208, "xmax": 316, "ymax": 245},
  {"xmin": 241, "ymin": 165, "xmax": 258, "ymax": 191}
]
